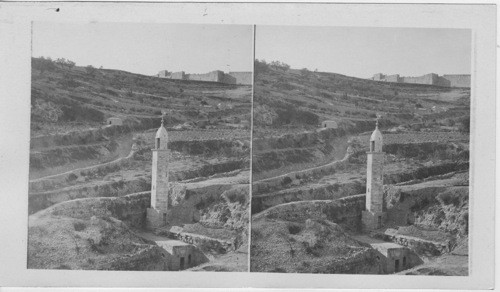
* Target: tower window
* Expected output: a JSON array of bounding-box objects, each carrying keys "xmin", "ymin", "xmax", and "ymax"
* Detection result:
[
  {"xmin": 156, "ymin": 138, "xmax": 160, "ymax": 149},
  {"xmin": 370, "ymin": 141, "xmax": 375, "ymax": 151}
]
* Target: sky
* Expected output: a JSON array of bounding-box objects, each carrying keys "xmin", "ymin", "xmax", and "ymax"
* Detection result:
[
  {"xmin": 32, "ymin": 22, "xmax": 253, "ymax": 76},
  {"xmin": 256, "ymin": 26, "xmax": 471, "ymax": 78}
]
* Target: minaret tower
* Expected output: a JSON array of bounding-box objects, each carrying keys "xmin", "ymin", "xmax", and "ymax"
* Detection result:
[
  {"xmin": 362, "ymin": 118, "xmax": 386, "ymax": 231},
  {"xmin": 147, "ymin": 115, "xmax": 170, "ymax": 229}
]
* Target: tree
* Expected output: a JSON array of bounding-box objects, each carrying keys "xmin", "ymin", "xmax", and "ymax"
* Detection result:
[
  {"xmin": 32, "ymin": 57, "xmax": 55, "ymax": 75},
  {"xmin": 254, "ymin": 59, "xmax": 269, "ymax": 77},
  {"xmin": 55, "ymin": 58, "xmax": 75, "ymax": 70},
  {"xmin": 66, "ymin": 60, "xmax": 75, "ymax": 70},
  {"xmin": 55, "ymin": 58, "xmax": 67, "ymax": 68},
  {"xmin": 270, "ymin": 60, "xmax": 290, "ymax": 72},
  {"xmin": 300, "ymin": 68, "xmax": 311, "ymax": 79},
  {"xmin": 85, "ymin": 65, "xmax": 97, "ymax": 77}
]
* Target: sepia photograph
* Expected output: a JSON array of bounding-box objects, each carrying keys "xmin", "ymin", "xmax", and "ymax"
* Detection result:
[
  {"xmin": 250, "ymin": 26, "xmax": 471, "ymax": 275},
  {"xmin": 27, "ymin": 22, "xmax": 253, "ymax": 271}
]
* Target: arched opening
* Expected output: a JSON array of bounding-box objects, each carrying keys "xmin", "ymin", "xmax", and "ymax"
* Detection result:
[
  {"xmin": 370, "ymin": 141, "xmax": 375, "ymax": 151},
  {"xmin": 156, "ymin": 138, "xmax": 160, "ymax": 149}
]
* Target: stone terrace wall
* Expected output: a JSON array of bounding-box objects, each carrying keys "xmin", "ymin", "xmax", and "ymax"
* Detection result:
[
  {"xmin": 35, "ymin": 191, "xmax": 151, "ymax": 228},
  {"xmin": 254, "ymin": 195, "xmax": 366, "ymax": 232},
  {"xmin": 29, "ymin": 177, "xmax": 150, "ymax": 214},
  {"xmin": 252, "ymin": 179, "xmax": 364, "ymax": 214}
]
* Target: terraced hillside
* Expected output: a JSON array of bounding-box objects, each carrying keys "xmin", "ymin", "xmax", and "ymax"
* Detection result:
[
  {"xmin": 29, "ymin": 57, "xmax": 251, "ymax": 271},
  {"xmin": 252, "ymin": 62, "xmax": 469, "ymax": 183},
  {"xmin": 251, "ymin": 61, "xmax": 470, "ymax": 275}
]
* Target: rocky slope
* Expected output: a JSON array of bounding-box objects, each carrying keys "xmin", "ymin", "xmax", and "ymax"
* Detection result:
[
  {"xmin": 251, "ymin": 218, "xmax": 379, "ymax": 273},
  {"xmin": 28, "ymin": 194, "xmax": 169, "ymax": 270}
]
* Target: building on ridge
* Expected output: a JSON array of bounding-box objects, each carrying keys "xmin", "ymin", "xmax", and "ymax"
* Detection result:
[
  {"xmin": 362, "ymin": 118, "xmax": 387, "ymax": 231},
  {"xmin": 147, "ymin": 115, "xmax": 170, "ymax": 229}
]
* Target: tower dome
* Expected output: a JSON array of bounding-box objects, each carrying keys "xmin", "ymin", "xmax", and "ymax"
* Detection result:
[
  {"xmin": 369, "ymin": 119, "xmax": 383, "ymax": 152},
  {"xmin": 155, "ymin": 117, "xmax": 168, "ymax": 150}
]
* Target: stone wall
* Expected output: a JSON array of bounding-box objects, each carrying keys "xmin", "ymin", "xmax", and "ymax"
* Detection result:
[
  {"xmin": 29, "ymin": 177, "xmax": 150, "ymax": 214},
  {"xmin": 443, "ymin": 74, "xmax": 471, "ymax": 88},
  {"xmin": 373, "ymin": 72, "xmax": 470, "ymax": 88},
  {"xmin": 221, "ymin": 74, "xmax": 237, "ymax": 84},
  {"xmin": 187, "ymin": 70, "xmax": 224, "ymax": 82},
  {"xmin": 157, "ymin": 70, "xmax": 170, "ymax": 78},
  {"xmin": 228, "ymin": 72, "xmax": 252, "ymax": 85},
  {"xmin": 385, "ymin": 74, "xmax": 400, "ymax": 83},
  {"xmin": 170, "ymin": 71, "xmax": 186, "ymax": 80},
  {"xmin": 252, "ymin": 178, "xmax": 364, "ymax": 214},
  {"xmin": 158, "ymin": 70, "xmax": 251, "ymax": 85},
  {"xmin": 172, "ymin": 230, "xmax": 236, "ymax": 254},
  {"xmin": 254, "ymin": 195, "xmax": 366, "ymax": 232},
  {"xmin": 36, "ymin": 191, "xmax": 151, "ymax": 228},
  {"xmin": 373, "ymin": 73, "xmax": 384, "ymax": 81}
]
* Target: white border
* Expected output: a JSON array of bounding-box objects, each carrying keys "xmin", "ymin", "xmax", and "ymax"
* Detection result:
[{"xmin": 0, "ymin": 2, "xmax": 495, "ymax": 289}]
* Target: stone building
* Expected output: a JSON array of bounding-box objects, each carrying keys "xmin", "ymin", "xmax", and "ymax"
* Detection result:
[
  {"xmin": 371, "ymin": 242, "xmax": 413, "ymax": 273},
  {"xmin": 372, "ymin": 72, "xmax": 470, "ymax": 88},
  {"xmin": 362, "ymin": 119, "xmax": 387, "ymax": 231},
  {"xmin": 155, "ymin": 240, "xmax": 204, "ymax": 271},
  {"xmin": 106, "ymin": 117, "xmax": 122, "ymax": 126},
  {"xmin": 147, "ymin": 117, "xmax": 170, "ymax": 229},
  {"xmin": 157, "ymin": 69, "xmax": 252, "ymax": 85},
  {"xmin": 321, "ymin": 120, "xmax": 338, "ymax": 129}
]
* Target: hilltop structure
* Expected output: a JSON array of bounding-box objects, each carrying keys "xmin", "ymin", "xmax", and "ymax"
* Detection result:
[
  {"xmin": 362, "ymin": 119, "xmax": 386, "ymax": 231},
  {"xmin": 147, "ymin": 116, "xmax": 170, "ymax": 229},
  {"xmin": 157, "ymin": 70, "xmax": 252, "ymax": 85},
  {"xmin": 372, "ymin": 73, "xmax": 470, "ymax": 88}
]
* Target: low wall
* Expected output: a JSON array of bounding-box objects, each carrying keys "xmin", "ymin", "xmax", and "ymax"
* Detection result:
[
  {"xmin": 29, "ymin": 150, "xmax": 136, "ymax": 193},
  {"xmin": 252, "ymin": 155, "xmax": 350, "ymax": 195},
  {"xmin": 107, "ymin": 245, "xmax": 169, "ymax": 271},
  {"xmin": 159, "ymin": 229, "xmax": 237, "ymax": 254},
  {"xmin": 35, "ymin": 191, "xmax": 151, "ymax": 228},
  {"xmin": 30, "ymin": 141, "xmax": 118, "ymax": 171},
  {"xmin": 374, "ymin": 233, "xmax": 451, "ymax": 256},
  {"xmin": 29, "ymin": 177, "xmax": 150, "ymax": 214},
  {"xmin": 252, "ymin": 178, "xmax": 364, "ymax": 214},
  {"xmin": 254, "ymin": 195, "xmax": 366, "ymax": 232}
]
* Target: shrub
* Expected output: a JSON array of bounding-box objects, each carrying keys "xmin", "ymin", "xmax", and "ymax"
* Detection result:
[
  {"xmin": 287, "ymin": 224, "xmax": 301, "ymax": 235},
  {"xmin": 281, "ymin": 176, "xmax": 292, "ymax": 186},
  {"xmin": 66, "ymin": 173, "xmax": 78, "ymax": 182},
  {"xmin": 73, "ymin": 222, "xmax": 86, "ymax": 231}
]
